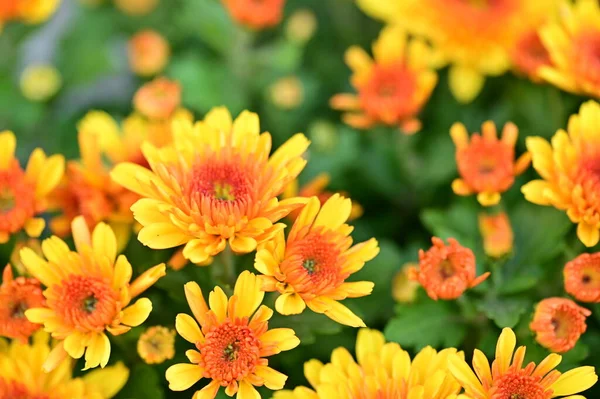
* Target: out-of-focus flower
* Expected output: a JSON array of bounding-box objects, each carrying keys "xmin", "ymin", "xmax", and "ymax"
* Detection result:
[
  {"xmin": 0, "ymin": 331, "xmax": 129, "ymax": 399},
  {"xmin": 133, "ymin": 77, "xmax": 181, "ymax": 120},
  {"xmin": 285, "ymin": 9, "xmax": 317, "ymax": 44},
  {"xmin": 330, "ymin": 25, "xmax": 437, "ymax": 134},
  {"xmin": 9, "ymin": 238, "xmax": 42, "ymax": 275},
  {"xmin": 511, "ymin": 30, "xmax": 554, "ymax": 82},
  {"xmin": 0, "ymin": 0, "xmax": 60, "ymax": 26},
  {"xmin": 274, "ymin": 328, "xmax": 463, "ymax": 399},
  {"xmin": 409, "ymin": 237, "xmax": 489, "ymax": 301},
  {"xmin": 283, "ymin": 173, "xmax": 363, "ymax": 221},
  {"xmin": 530, "ymin": 297, "xmax": 590, "ymax": 353},
  {"xmin": 128, "ymin": 30, "xmax": 170, "ymax": 77},
  {"xmin": 269, "ymin": 76, "xmax": 304, "ymax": 110},
  {"xmin": 308, "ymin": 120, "xmax": 338, "ymax": 152},
  {"xmin": 540, "ymin": 0, "xmax": 600, "ymax": 98},
  {"xmin": 166, "ymin": 271, "xmax": 299, "ymax": 398},
  {"xmin": 137, "ymin": 326, "xmax": 176, "ymax": 364},
  {"xmin": 221, "ymin": 0, "xmax": 285, "ymax": 30},
  {"xmin": 19, "ymin": 64, "xmax": 62, "ymax": 102},
  {"xmin": 478, "ymin": 212, "xmax": 514, "ymax": 258},
  {"xmin": 0, "ymin": 264, "xmax": 44, "ymax": 342},
  {"xmin": 392, "ymin": 262, "xmax": 420, "ymax": 303},
  {"xmin": 114, "ymin": 0, "xmax": 158, "ymax": 16},
  {"xmin": 449, "ymin": 327, "xmax": 598, "ymax": 399},
  {"xmin": 564, "ymin": 252, "xmax": 600, "ymax": 303},
  {"xmin": 0, "ymin": 131, "xmax": 64, "ymax": 243},
  {"xmin": 451, "ymin": 121, "xmax": 530, "ymax": 206},
  {"xmin": 523, "ymin": 101, "xmax": 600, "ymax": 247},
  {"xmin": 23, "ymin": 216, "xmax": 166, "ymax": 371},
  {"xmin": 357, "ymin": 0, "xmax": 556, "ymax": 103},
  {"xmin": 255, "ymin": 195, "xmax": 379, "ymax": 327},
  {"xmin": 111, "ymin": 107, "xmax": 310, "ymax": 264}
]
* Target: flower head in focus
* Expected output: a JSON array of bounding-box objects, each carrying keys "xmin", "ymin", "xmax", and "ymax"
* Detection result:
[
  {"xmin": 0, "ymin": 131, "xmax": 64, "ymax": 243},
  {"xmin": 20, "ymin": 64, "xmax": 62, "ymax": 102},
  {"xmin": 22, "ymin": 216, "xmax": 166, "ymax": 371},
  {"xmin": 111, "ymin": 106, "xmax": 310, "ymax": 264},
  {"xmin": 523, "ymin": 101, "xmax": 600, "ymax": 247},
  {"xmin": 392, "ymin": 262, "xmax": 420, "ymax": 304},
  {"xmin": 331, "ymin": 25, "xmax": 437, "ymax": 134},
  {"xmin": 478, "ymin": 211, "xmax": 514, "ymax": 258},
  {"xmin": 564, "ymin": 252, "xmax": 600, "ymax": 302},
  {"xmin": 409, "ymin": 237, "xmax": 489, "ymax": 301},
  {"xmin": 451, "ymin": 121, "xmax": 530, "ymax": 206},
  {"xmin": 530, "ymin": 297, "xmax": 590, "ymax": 353},
  {"xmin": 221, "ymin": 0, "xmax": 285, "ymax": 30},
  {"xmin": 274, "ymin": 328, "xmax": 463, "ymax": 399},
  {"xmin": 255, "ymin": 195, "xmax": 379, "ymax": 327},
  {"xmin": 138, "ymin": 325, "xmax": 176, "ymax": 364},
  {"xmin": 449, "ymin": 327, "xmax": 598, "ymax": 399},
  {"xmin": 128, "ymin": 30, "xmax": 170, "ymax": 77},
  {"xmin": 166, "ymin": 271, "xmax": 299, "ymax": 399},
  {"xmin": 0, "ymin": 0, "xmax": 61, "ymax": 26}
]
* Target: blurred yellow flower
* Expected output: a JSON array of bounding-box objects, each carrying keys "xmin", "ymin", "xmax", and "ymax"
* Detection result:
[
  {"xmin": 285, "ymin": 9, "xmax": 317, "ymax": 44},
  {"xmin": 392, "ymin": 262, "xmax": 419, "ymax": 303},
  {"xmin": 114, "ymin": 0, "xmax": 157, "ymax": 16},
  {"xmin": 0, "ymin": 0, "xmax": 60, "ymax": 26},
  {"xmin": 269, "ymin": 76, "xmax": 304, "ymax": 110},
  {"xmin": 478, "ymin": 211, "xmax": 513, "ymax": 258},
  {"xmin": 128, "ymin": 30, "xmax": 170, "ymax": 77},
  {"xmin": 20, "ymin": 64, "xmax": 62, "ymax": 102},
  {"xmin": 137, "ymin": 326, "xmax": 176, "ymax": 364}
]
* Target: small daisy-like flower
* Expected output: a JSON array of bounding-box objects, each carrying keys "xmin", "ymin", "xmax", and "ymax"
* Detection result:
[
  {"xmin": 111, "ymin": 107, "xmax": 310, "ymax": 264},
  {"xmin": 564, "ymin": 252, "xmax": 600, "ymax": 302},
  {"xmin": 137, "ymin": 325, "xmax": 176, "ymax": 364},
  {"xmin": 128, "ymin": 30, "xmax": 170, "ymax": 77},
  {"xmin": 133, "ymin": 77, "xmax": 182, "ymax": 120},
  {"xmin": 22, "ymin": 216, "xmax": 166, "ymax": 371},
  {"xmin": 448, "ymin": 327, "xmax": 598, "ymax": 399},
  {"xmin": 409, "ymin": 237, "xmax": 489, "ymax": 301},
  {"xmin": 0, "ymin": 130, "xmax": 64, "ymax": 243},
  {"xmin": 221, "ymin": 0, "xmax": 285, "ymax": 30},
  {"xmin": 530, "ymin": 297, "xmax": 590, "ymax": 353},
  {"xmin": 254, "ymin": 195, "xmax": 379, "ymax": 327},
  {"xmin": 392, "ymin": 263, "xmax": 420, "ymax": 304},
  {"xmin": 478, "ymin": 212, "xmax": 514, "ymax": 258},
  {"xmin": 0, "ymin": 0, "xmax": 60, "ymax": 26},
  {"xmin": 0, "ymin": 264, "xmax": 45, "ymax": 342},
  {"xmin": 274, "ymin": 328, "xmax": 463, "ymax": 399},
  {"xmin": 166, "ymin": 271, "xmax": 300, "ymax": 399},
  {"xmin": 512, "ymin": 30, "xmax": 553, "ymax": 82},
  {"xmin": 451, "ymin": 121, "xmax": 531, "ymax": 206},
  {"xmin": 0, "ymin": 331, "xmax": 129, "ymax": 399},
  {"xmin": 330, "ymin": 25, "xmax": 437, "ymax": 134},
  {"xmin": 523, "ymin": 101, "xmax": 600, "ymax": 247}
]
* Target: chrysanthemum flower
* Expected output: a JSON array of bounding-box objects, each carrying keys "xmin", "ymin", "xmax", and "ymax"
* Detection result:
[
  {"xmin": 511, "ymin": 30, "xmax": 554, "ymax": 82},
  {"xmin": 523, "ymin": 101, "xmax": 600, "ymax": 247},
  {"xmin": 0, "ymin": 130, "xmax": 64, "ymax": 243},
  {"xmin": 0, "ymin": 264, "xmax": 44, "ymax": 342},
  {"xmin": 221, "ymin": 0, "xmax": 285, "ymax": 30},
  {"xmin": 137, "ymin": 325, "xmax": 176, "ymax": 364},
  {"xmin": 539, "ymin": 0, "xmax": 600, "ymax": 98},
  {"xmin": 0, "ymin": 331, "xmax": 129, "ymax": 399},
  {"xmin": 564, "ymin": 252, "xmax": 600, "ymax": 302},
  {"xmin": 392, "ymin": 263, "xmax": 420, "ymax": 304},
  {"xmin": 449, "ymin": 327, "xmax": 598, "ymax": 399},
  {"xmin": 22, "ymin": 216, "xmax": 166, "ymax": 371},
  {"xmin": 530, "ymin": 297, "xmax": 590, "ymax": 353},
  {"xmin": 451, "ymin": 121, "xmax": 531, "ymax": 206},
  {"xmin": 111, "ymin": 106, "xmax": 310, "ymax": 264},
  {"xmin": 254, "ymin": 195, "xmax": 379, "ymax": 327},
  {"xmin": 409, "ymin": 237, "xmax": 489, "ymax": 301},
  {"xmin": 330, "ymin": 25, "xmax": 437, "ymax": 134},
  {"xmin": 0, "ymin": 0, "xmax": 60, "ymax": 26},
  {"xmin": 128, "ymin": 30, "xmax": 170, "ymax": 77},
  {"xmin": 133, "ymin": 77, "xmax": 181, "ymax": 120},
  {"xmin": 165, "ymin": 271, "xmax": 300, "ymax": 399},
  {"xmin": 274, "ymin": 328, "xmax": 464, "ymax": 399},
  {"xmin": 478, "ymin": 212, "xmax": 514, "ymax": 258}
]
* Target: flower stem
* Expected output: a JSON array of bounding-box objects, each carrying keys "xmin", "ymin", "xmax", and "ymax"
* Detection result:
[{"xmin": 214, "ymin": 246, "xmax": 236, "ymax": 293}]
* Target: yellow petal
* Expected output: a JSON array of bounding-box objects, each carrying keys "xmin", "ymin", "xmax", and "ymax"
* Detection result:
[
  {"xmin": 193, "ymin": 380, "xmax": 220, "ymax": 399},
  {"xmin": 255, "ymin": 365, "xmax": 288, "ymax": 390},
  {"xmin": 166, "ymin": 363, "xmax": 203, "ymax": 391},
  {"xmin": 83, "ymin": 333, "xmax": 111, "ymax": 370},
  {"xmin": 521, "ymin": 180, "xmax": 554, "ymax": 205},
  {"xmin": 204, "ymin": 106, "xmax": 233, "ymax": 133},
  {"xmin": 121, "ymin": 298, "xmax": 152, "ymax": 326},
  {"xmin": 289, "ymin": 196, "xmax": 321, "ymax": 241},
  {"xmin": 232, "ymin": 110, "xmax": 260, "ymax": 143},
  {"xmin": 82, "ymin": 361, "xmax": 129, "ymax": 398},
  {"xmin": 64, "ymin": 331, "xmax": 87, "ymax": 359},
  {"xmin": 306, "ymin": 297, "xmax": 365, "ymax": 327},
  {"xmin": 304, "ymin": 359, "xmax": 324, "ymax": 387},
  {"xmin": 72, "ymin": 215, "xmax": 92, "ymax": 253},
  {"xmin": 129, "ymin": 263, "xmax": 166, "ymax": 299},
  {"xmin": 35, "ymin": 154, "xmax": 64, "ymax": 197},
  {"xmin": 496, "ymin": 328, "xmax": 516, "ymax": 375},
  {"xmin": 260, "ymin": 328, "xmax": 300, "ymax": 353},
  {"xmin": 42, "ymin": 341, "xmax": 68, "ymax": 373},
  {"xmin": 356, "ymin": 329, "xmax": 385, "ymax": 366},
  {"xmin": 138, "ymin": 224, "xmax": 190, "ymax": 249},
  {"xmin": 312, "ymin": 194, "xmax": 351, "ymax": 231},
  {"xmin": 451, "ymin": 179, "xmax": 473, "ymax": 196},
  {"xmin": 25, "ymin": 148, "xmax": 46, "ymax": 181},
  {"xmin": 24, "ymin": 218, "xmax": 45, "ymax": 238},
  {"xmin": 372, "ymin": 25, "xmax": 406, "ymax": 65},
  {"xmin": 21, "ymin": 247, "xmax": 61, "ymax": 287},
  {"xmin": 275, "ymin": 293, "xmax": 306, "ymax": 315},
  {"xmin": 450, "ymin": 123, "xmax": 469, "ymax": 149},
  {"xmin": 448, "ymin": 65, "xmax": 485, "ymax": 104},
  {"xmin": 533, "ymin": 353, "xmax": 562, "ymax": 377},
  {"xmin": 477, "ymin": 192, "xmax": 501, "ymax": 207},
  {"xmin": 209, "ymin": 286, "xmax": 228, "ymax": 323},
  {"xmin": 92, "ymin": 222, "xmax": 117, "ymax": 265},
  {"xmin": 229, "ymin": 235, "xmax": 257, "ymax": 254},
  {"xmin": 551, "ymin": 366, "xmax": 598, "ymax": 396},
  {"xmin": 232, "ymin": 271, "xmax": 264, "ymax": 319},
  {"xmin": 184, "ymin": 281, "xmax": 209, "ymax": 326},
  {"xmin": 0, "ymin": 131, "xmax": 16, "ymax": 169},
  {"xmin": 577, "ymin": 222, "xmax": 600, "ymax": 247},
  {"xmin": 254, "ymin": 249, "xmax": 280, "ymax": 276},
  {"xmin": 237, "ymin": 380, "xmax": 260, "ymax": 399},
  {"xmin": 110, "ymin": 162, "xmax": 163, "ymax": 198},
  {"xmin": 24, "ymin": 307, "xmax": 54, "ymax": 324},
  {"xmin": 175, "ymin": 313, "xmax": 204, "ymax": 344},
  {"xmin": 113, "ymin": 255, "xmax": 133, "ymax": 291},
  {"xmin": 447, "ymin": 354, "xmax": 485, "ymax": 397}
]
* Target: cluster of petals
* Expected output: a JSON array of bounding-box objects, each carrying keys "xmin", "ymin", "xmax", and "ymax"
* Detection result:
[{"xmin": 564, "ymin": 252, "xmax": 600, "ymax": 302}]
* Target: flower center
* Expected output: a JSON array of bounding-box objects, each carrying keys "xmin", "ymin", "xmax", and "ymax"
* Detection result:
[
  {"xmin": 10, "ymin": 301, "xmax": 27, "ymax": 318},
  {"xmin": 491, "ymin": 368, "xmax": 551, "ymax": 399},
  {"xmin": 302, "ymin": 258, "xmax": 317, "ymax": 274},
  {"xmin": 438, "ymin": 260, "xmax": 456, "ymax": 279},
  {"xmin": 189, "ymin": 159, "xmax": 256, "ymax": 205},
  {"xmin": 457, "ymin": 136, "xmax": 514, "ymax": 192},
  {"xmin": 0, "ymin": 188, "xmax": 15, "ymax": 213},
  {"xmin": 214, "ymin": 182, "xmax": 235, "ymax": 201}
]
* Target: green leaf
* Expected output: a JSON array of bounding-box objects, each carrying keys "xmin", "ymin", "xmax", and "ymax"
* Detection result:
[
  {"xmin": 420, "ymin": 199, "xmax": 480, "ymax": 250},
  {"xmin": 268, "ymin": 309, "xmax": 342, "ymax": 346},
  {"xmin": 476, "ymin": 295, "xmax": 531, "ymax": 329},
  {"xmin": 117, "ymin": 364, "xmax": 165, "ymax": 399}
]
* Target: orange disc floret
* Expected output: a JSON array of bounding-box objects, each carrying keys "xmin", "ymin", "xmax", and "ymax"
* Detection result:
[
  {"xmin": 111, "ymin": 107, "xmax": 310, "ymax": 264},
  {"xmin": 478, "ymin": 212, "xmax": 514, "ymax": 258},
  {"xmin": 451, "ymin": 121, "xmax": 531, "ymax": 206},
  {"xmin": 330, "ymin": 25, "xmax": 437, "ymax": 134},
  {"xmin": 0, "ymin": 265, "xmax": 45, "ymax": 342},
  {"xmin": 254, "ymin": 195, "xmax": 379, "ymax": 327},
  {"xmin": 410, "ymin": 237, "xmax": 489, "ymax": 301},
  {"xmin": 530, "ymin": 297, "xmax": 590, "ymax": 353},
  {"xmin": 221, "ymin": 0, "xmax": 285, "ymax": 30},
  {"xmin": 22, "ymin": 216, "xmax": 166, "ymax": 371},
  {"xmin": 133, "ymin": 77, "xmax": 181, "ymax": 120},
  {"xmin": 137, "ymin": 326, "xmax": 176, "ymax": 364},
  {"xmin": 128, "ymin": 30, "xmax": 170, "ymax": 77},
  {"xmin": 564, "ymin": 252, "xmax": 600, "ymax": 302},
  {"xmin": 165, "ymin": 271, "xmax": 299, "ymax": 399}
]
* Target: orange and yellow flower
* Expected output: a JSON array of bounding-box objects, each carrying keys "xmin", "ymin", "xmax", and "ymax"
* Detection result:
[
  {"xmin": 0, "ymin": 131, "xmax": 64, "ymax": 243},
  {"xmin": 330, "ymin": 25, "xmax": 437, "ymax": 134},
  {"xmin": 111, "ymin": 106, "xmax": 310, "ymax": 264},
  {"xmin": 523, "ymin": 101, "xmax": 600, "ymax": 247},
  {"xmin": 0, "ymin": 331, "xmax": 129, "ymax": 399},
  {"xmin": 0, "ymin": 0, "xmax": 60, "ymax": 27},
  {"xmin": 133, "ymin": 77, "xmax": 181, "ymax": 121},
  {"xmin": 128, "ymin": 30, "xmax": 170, "ymax": 77},
  {"xmin": 451, "ymin": 121, "xmax": 530, "ymax": 206},
  {"xmin": 221, "ymin": 0, "xmax": 285, "ymax": 30},
  {"xmin": 530, "ymin": 297, "xmax": 590, "ymax": 353},
  {"xmin": 392, "ymin": 263, "xmax": 420, "ymax": 304},
  {"xmin": 448, "ymin": 327, "xmax": 598, "ymax": 399},
  {"xmin": 137, "ymin": 325, "xmax": 176, "ymax": 364},
  {"xmin": 274, "ymin": 328, "xmax": 464, "ymax": 399},
  {"xmin": 511, "ymin": 30, "xmax": 554, "ymax": 82},
  {"xmin": 165, "ymin": 271, "xmax": 300, "ymax": 399},
  {"xmin": 22, "ymin": 216, "xmax": 166, "ymax": 371},
  {"xmin": 254, "ymin": 195, "xmax": 379, "ymax": 327},
  {"xmin": 564, "ymin": 252, "xmax": 600, "ymax": 303},
  {"xmin": 478, "ymin": 211, "xmax": 514, "ymax": 258},
  {"xmin": 409, "ymin": 237, "xmax": 489, "ymax": 301}
]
